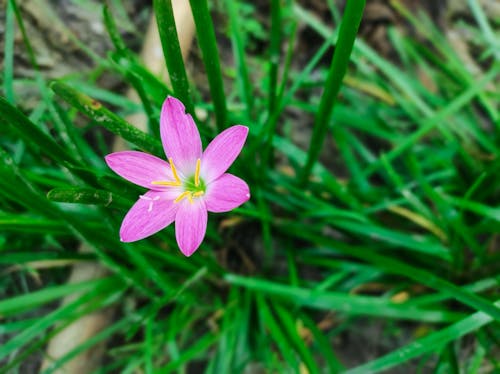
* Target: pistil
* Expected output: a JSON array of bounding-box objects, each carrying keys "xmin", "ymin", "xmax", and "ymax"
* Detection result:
[{"xmin": 194, "ymin": 159, "xmax": 201, "ymax": 187}]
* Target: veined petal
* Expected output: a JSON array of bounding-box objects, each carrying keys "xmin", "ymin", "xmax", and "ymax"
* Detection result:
[
  {"xmin": 105, "ymin": 151, "xmax": 173, "ymax": 190},
  {"xmin": 205, "ymin": 173, "xmax": 250, "ymax": 213},
  {"xmin": 175, "ymin": 199, "xmax": 207, "ymax": 256},
  {"xmin": 160, "ymin": 96, "xmax": 202, "ymax": 176},
  {"xmin": 120, "ymin": 191, "xmax": 178, "ymax": 242},
  {"xmin": 201, "ymin": 125, "xmax": 248, "ymax": 183}
]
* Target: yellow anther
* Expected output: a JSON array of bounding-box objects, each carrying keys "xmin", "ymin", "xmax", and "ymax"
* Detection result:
[
  {"xmin": 169, "ymin": 158, "xmax": 182, "ymax": 184},
  {"xmin": 193, "ymin": 191, "xmax": 204, "ymax": 197},
  {"xmin": 194, "ymin": 158, "xmax": 201, "ymax": 187},
  {"xmin": 174, "ymin": 191, "xmax": 192, "ymax": 204}
]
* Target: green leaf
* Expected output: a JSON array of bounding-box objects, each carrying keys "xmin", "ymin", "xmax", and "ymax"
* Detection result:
[
  {"xmin": 47, "ymin": 187, "xmax": 128, "ymax": 208},
  {"xmin": 284, "ymin": 225, "xmax": 500, "ymax": 321},
  {"xmin": 226, "ymin": 274, "xmax": 463, "ymax": 323},
  {"xmin": 3, "ymin": 0, "xmax": 15, "ymax": 103},
  {"xmin": 102, "ymin": 5, "xmax": 130, "ymax": 56},
  {"xmin": 0, "ymin": 215, "xmax": 70, "ymax": 234},
  {"xmin": 153, "ymin": 0, "xmax": 193, "ymax": 113},
  {"xmin": 0, "ymin": 277, "xmax": 126, "ymax": 362},
  {"xmin": 256, "ymin": 294, "xmax": 301, "ymax": 370},
  {"xmin": 50, "ymin": 81, "xmax": 163, "ymax": 156},
  {"xmin": 0, "ymin": 277, "xmax": 117, "ymax": 316},
  {"xmin": 345, "ymin": 300, "xmax": 500, "ymax": 373},
  {"xmin": 189, "ymin": 0, "xmax": 227, "ymax": 131},
  {"xmin": 225, "ymin": 0, "xmax": 254, "ymax": 116},
  {"xmin": 299, "ymin": 0, "xmax": 366, "ymax": 185},
  {"xmin": 272, "ymin": 302, "xmax": 320, "ymax": 374},
  {"xmin": 0, "ymin": 96, "xmax": 79, "ymax": 165}
]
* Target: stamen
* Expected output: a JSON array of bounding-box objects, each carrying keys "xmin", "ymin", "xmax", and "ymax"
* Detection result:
[
  {"xmin": 169, "ymin": 158, "xmax": 181, "ymax": 184},
  {"xmin": 174, "ymin": 191, "xmax": 192, "ymax": 203},
  {"xmin": 193, "ymin": 191, "xmax": 204, "ymax": 197},
  {"xmin": 151, "ymin": 159, "xmax": 182, "ymax": 187},
  {"xmin": 151, "ymin": 180, "xmax": 181, "ymax": 187},
  {"xmin": 194, "ymin": 158, "xmax": 201, "ymax": 187}
]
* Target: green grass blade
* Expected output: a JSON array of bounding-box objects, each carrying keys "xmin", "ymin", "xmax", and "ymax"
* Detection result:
[
  {"xmin": 0, "ymin": 149, "xmax": 156, "ymax": 297},
  {"xmin": 299, "ymin": 0, "xmax": 366, "ymax": 185},
  {"xmin": 299, "ymin": 312, "xmax": 345, "ymax": 372},
  {"xmin": 50, "ymin": 81, "xmax": 163, "ymax": 156},
  {"xmin": 226, "ymin": 274, "xmax": 464, "ymax": 323},
  {"xmin": 225, "ymin": 0, "xmax": 254, "ymax": 116},
  {"xmin": 159, "ymin": 332, "xmax": 218, "ymax": 373},
  {"xmin": 0, "ymin": 279, "xmax": 125, "ymax": 362},
  {"xmin": 0, "ymin": 96, "xmax": 79, "ymax": 166},
  {"xmin": 283, "ymin": 225, "xmax": 500, "ymax": 321},
  {"xmin": 467, "ymin": 0, "xmax": 500, "ymax": 60},
  {"xmin": 3, "ymin": 0, "xmax": 15, "ymax": 103},
  {"xmin": 272, "ymin": 302, "xmax": 320, "ymax": 374},
  {"xmin": 9, "ymin": 0, "xmax": 39, "ymax": 70},
  {"xmin": 189, "ymin": 0, "xmax": 227, "ymax": 131},
  {"xmin": 153, "ymin": 0, "xmax": 193, "ymax": 113},
  {"xmin": 42, "ymin": 310, "xmax": 131, "ymax": 374},
  {"xmin": 256, "ymin": 294, "xmax": 301, "ymax": 370},
  {"xmin": 345, "ymin": 299, "xmax": 500, "ymax": 373},
  {"xmin": 259, "ymin": 33, "xmax": 330, "ymax": 168},
  {"xmin": 47, "ymin": 187, "xmax": 129, "ymax": 208},
  {"xmin": 267, "ymin": 0, "xmax": 282, "ymax": 115},
  {"xmin": 0, "ymin": 277, "xmax": 117, "ymax": 317},
  {"xmin": 0, "ymin": 215, "xmax": 70, "ymax": 235},
  {"xmin": 108, "ymin": 51, "xmax": 171, "ymax": 107},
  {"xmin": 445, "ymin": 195, "xmax": 500, "ymax": 223},
  {"xmin": 102, "ymin": 5, "xmax": 130, "ymax": 56},
  {"xmin": 364, "ymin": 65, "xmax": 500, "ymax": 177}
]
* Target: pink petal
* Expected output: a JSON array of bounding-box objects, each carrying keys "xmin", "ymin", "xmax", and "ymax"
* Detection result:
[
  {"xmin": 201, "ymin": 125, "xmax": 248, "ymax": 183},
  {"xmin": 105, "ymin": 151, "xmax": 174, "ymax": 190},
  {"xmin": 205, "ymin": 173, "xmax": 250, "ymax": 213},
  {"xmin": 160, "ymin": 96, "xmax": 202, "ymax": 176},
  {"xmin": 175, "ymin": 199, "xmax": 207, "ymax": 256},
  {"xmin": 120, "ymin": 191, "xmax": 178, "ymax": 242}
]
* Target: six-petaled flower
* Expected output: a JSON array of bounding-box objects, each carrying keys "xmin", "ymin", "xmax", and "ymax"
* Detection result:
[{"xmin": 105, "ymin": 96, "xmax": 250, "ymax": 256}]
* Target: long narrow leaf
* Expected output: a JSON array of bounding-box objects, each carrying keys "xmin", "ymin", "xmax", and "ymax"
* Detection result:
[
  {"xmin": 299, "ymin": 0, "xmax": 366, "ymax": 185},
  {"xmin": 189, "ymin": 0, "xmax": 227, "ymax": 131},
  {"xmin": 153, "ymin": 0, "xmax": 193, "ymax": 112},
  {"xmin": 50, "ymin": 81, "xmax": 163, "ymax": 156},
  {"xmin": 345, "ymin": 300, "xmax": 500, "ymax": 373}
]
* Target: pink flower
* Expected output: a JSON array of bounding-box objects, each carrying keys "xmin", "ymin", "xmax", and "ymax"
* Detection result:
[{"xmin": 105, "ymin": 96, "xmax": 250, "ymax": 256}]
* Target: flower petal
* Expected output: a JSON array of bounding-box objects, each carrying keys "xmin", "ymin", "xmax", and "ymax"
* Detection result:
[
  {"xmin": 120, "ymin": 191, "xmax": 178, "ymax": 242},
  {"xmin": 175, "ymin": 199, "xmax": 207, "ymax": 256},
  {"xmin": 205, "ymin": 173, "xmax": 250, "ymax": 213},
  {"xmin": 160, "ymin": 96, "xmax": 202, "ymax": 176},
  {"xmin": 201, "ymin": 125, "xmax": 248, "ymax": 183},
  {"xmin": 105, "ymin": 151, "xmax": 174, "ymax": 190}
]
